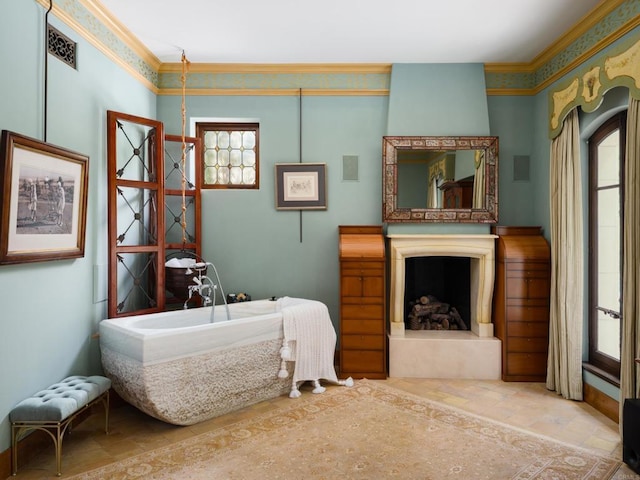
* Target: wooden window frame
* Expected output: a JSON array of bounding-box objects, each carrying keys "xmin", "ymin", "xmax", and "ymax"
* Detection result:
[
  {"xmin": 587, "ymin": 111, "xmax": 626, "ymax": 380},
  {"xmin": 196, "ymin": 122, "xmax": 259, "ymax": 190}
]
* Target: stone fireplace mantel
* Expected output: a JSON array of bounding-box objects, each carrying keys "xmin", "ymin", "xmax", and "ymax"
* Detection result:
[
  {"xmin": 387, "ymin": 234, "xmax": 501, "ymax": 379},
  {"xmin": 387, "ymin": 234, "xmax": 498, "ymax": 338}
]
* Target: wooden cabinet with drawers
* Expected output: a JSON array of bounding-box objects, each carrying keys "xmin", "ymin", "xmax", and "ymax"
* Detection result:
[
  {"xmin": 440, "ymin": 179, "xmax": 473, "ymax": 209},
  {"xmin": 492, "ymin": 226, "xmax": 551, "ymax": 382},
  {"xmin": 339, "ymin": 226, "xmax": 386, "ymax": 379}
]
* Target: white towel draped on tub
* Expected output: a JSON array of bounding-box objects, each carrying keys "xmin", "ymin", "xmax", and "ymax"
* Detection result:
[{"xmin": 276, "ymin": 297, "xmax": 352, "ymax": 397}]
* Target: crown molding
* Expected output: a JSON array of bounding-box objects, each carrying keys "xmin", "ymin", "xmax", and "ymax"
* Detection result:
[
  {"xmin": 486, "ymin": 88, "xmax": 537, "ymax": 96},
  {"xmin": 528, "ymin": 0, "xmax": 625, "ymax": 69},
  {"xmin": 158, "ymin": 63, "xmax": 392, "ymax": 75},
  {"xmin": 483, "ymin": 63, "xmax": 535, "ymax": 74},
  {"xmin": 536, "ymin": 15, "xmax": 640, "ymax": 93},
  {"xmin": 78, "ymin": 0, "xmax": 162, "ymax": 71},
  {"xmin": 40, "ymin": 0, "xmax": 639, "ymax": 96},
  {"xmin": 34, "ymin": 0, "xmax": 158, "ymax": 93},
  {"xmin": 484, "ymin": 1, "xmax": 640, "ymax": 95},
  {"xmin": 157, "ymin": 88, "xmax": 390, "ymax": 96}
]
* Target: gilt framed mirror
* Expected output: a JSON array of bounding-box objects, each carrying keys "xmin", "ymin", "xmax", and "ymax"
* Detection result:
[{"xmin": 383, "ymin": 136, "xmax": 498, "ymax": 223}]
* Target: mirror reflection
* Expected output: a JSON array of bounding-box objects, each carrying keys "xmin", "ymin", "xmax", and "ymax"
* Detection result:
[
  {"xmin": 397, "ymin": 149, "xmax": 484, "ymax": 209},
  {"xmin": 383, "ymin": 136, "xmax": 498, "ymax": 223}
]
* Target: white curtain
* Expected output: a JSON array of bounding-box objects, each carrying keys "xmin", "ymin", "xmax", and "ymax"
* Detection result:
[
  {"xmin": 472, "ymin": 149, "xmax": 485, "ymax": 208},
  {"xmin": 427, "ymin": 175, "xmax": 440, "ymax": 208},
  {"xmin": 620, "ymin": 95, "xmax": 640, "ymax": 422},
  {"xmin": 546, "ymin": 108, "xmax": 584, "ymax": 400}
]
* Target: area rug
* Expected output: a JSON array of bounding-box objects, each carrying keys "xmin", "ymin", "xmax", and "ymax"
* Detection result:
[{"xmin": 68, "ymin": 380, "xmax": 621, "ymax": 479}]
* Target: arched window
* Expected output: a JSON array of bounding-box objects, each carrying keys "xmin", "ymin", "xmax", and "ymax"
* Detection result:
[{"xmin": 587, "ymin": 110, "xmax": 626, "ymax": 381}]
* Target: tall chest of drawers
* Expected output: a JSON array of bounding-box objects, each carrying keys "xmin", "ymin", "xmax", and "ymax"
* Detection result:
[
  {"xmin": 338, "ymin": 226, "xmax": 387, "ymax": 379},
  {"xmin": 492, "ymin": 226, "xmax": 551, "ymax": 382}
]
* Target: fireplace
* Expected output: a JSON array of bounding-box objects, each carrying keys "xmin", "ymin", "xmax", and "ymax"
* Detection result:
[
  {"xmin": 387, "ymin": 234, "xmax": 501, "ymax": 379},
  {"xmin": 404, "ymin": 256, "xmax": 471, "ymax": 331}
]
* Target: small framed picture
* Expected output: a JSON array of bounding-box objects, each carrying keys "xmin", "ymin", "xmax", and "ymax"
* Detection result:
[
  {"xmin": 275, "ymin": 163, "xmax": 327, "ymax": 210},
  {"xmin": 0, "ymin": 130, "xmax": 89, "ymax": 265}
]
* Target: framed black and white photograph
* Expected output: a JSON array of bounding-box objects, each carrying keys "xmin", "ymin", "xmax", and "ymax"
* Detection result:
[
  {"xmin": 0, "ymin": 130, "xmax": 89, "ymax": 265},
  {"xmin": 275, "ymin": 163, "xmax": 327, "ymax": 210}
]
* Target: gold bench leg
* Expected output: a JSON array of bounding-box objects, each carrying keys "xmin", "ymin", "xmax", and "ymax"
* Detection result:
[
  {"xmin": 11, "ymin": 424, "xmax": 18, "ymax": 476},
  {"xmin": 55, "ymin": 423, "xmax": 63, "ymax": 476},
  {"xmin": 10, "ymin": 389, "xmax": 110, "ymax": 476}
]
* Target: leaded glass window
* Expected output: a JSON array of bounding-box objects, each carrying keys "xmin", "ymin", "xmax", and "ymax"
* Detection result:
[{"xmin": 196, "ymin": 122, "xmax": 259, "ymax": 189}]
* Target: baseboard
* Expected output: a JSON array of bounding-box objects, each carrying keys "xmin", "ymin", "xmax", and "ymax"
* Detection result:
[
  {"xmin": 0, "ymin": 447, "xmax": 10, "ymax": 479},
  {"xmin": 584, "ymin": 382, "xmax": 619, "ymax": 423}
]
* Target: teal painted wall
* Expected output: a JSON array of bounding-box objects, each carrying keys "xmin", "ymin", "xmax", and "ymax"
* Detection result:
[
  {"xmin": 530, "ymin": 88, "xmax": 552, "ymax": 234},
  {"xmin": 1, "ymin": 0, "xmax": 637, "ymax": 457},
  {"xmin": 157, "ymin": 94, "xmax": 388, "ymax": 324},
  {"xmin": 0, "ymin": 0, "xmax": 155, "ymax": 452},
  {"xmin": 487, "ymin": 95, "xmax": 537, "ymax": 226},
  {"xmin": 387, "ymin": 64, "xmax": 490, "ymax": 136}
]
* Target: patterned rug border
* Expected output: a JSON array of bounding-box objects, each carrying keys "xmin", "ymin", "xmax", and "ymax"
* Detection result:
[{"xmin": 67, "ymin": 379, "xmax": 622, "ymax": 479}]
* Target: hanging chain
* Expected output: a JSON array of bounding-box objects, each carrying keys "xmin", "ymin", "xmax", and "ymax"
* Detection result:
[{"xmin": 180, "ymin": 51, "xmax": 190, "ymax": 247}]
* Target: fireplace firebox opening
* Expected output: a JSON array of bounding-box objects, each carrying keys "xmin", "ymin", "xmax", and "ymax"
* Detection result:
[{"xmin": 404, "ymin": 256, "xmax": 470, "ymax": 331}]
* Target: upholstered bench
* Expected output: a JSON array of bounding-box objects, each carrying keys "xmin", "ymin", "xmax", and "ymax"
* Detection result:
[{"xmin": 10, "ymin": 375, "xmax": 111, "ymax": 476}]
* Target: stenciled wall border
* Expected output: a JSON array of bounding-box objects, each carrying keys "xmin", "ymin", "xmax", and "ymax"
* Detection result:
[
  {"xmin": 34, "ymin": 0, "xmax": 639, "ymax": 98},
  {"xmin": 35, "ymin": 0, "xmax": 160, "ymax": 91},
  {"xmin": 485, "ymin": 0, "xmax": 640, "ymax": 96},
  {"xmin": 156, "ymin": 63, "xmax": 391, "ymax": 96},
  {"xmin": 548, "ymin": 34, "xmax": 640, "ymax": 138}
]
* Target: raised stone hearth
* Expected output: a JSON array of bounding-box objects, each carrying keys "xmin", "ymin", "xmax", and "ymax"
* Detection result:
[{"xmin": 387, "ymin": 234, "xmax": 501, "ymax": 379}]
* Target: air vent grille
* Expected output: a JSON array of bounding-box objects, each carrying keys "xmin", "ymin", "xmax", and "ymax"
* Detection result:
[{"xmin": 48, "ymin": 24, "xmax": 76, "ymax": 69}]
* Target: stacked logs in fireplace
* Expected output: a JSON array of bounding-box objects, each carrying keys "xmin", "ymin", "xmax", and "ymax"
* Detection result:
[{"xmin": 407, "ymin": 295, "xmax": 467, "ymax": 331}]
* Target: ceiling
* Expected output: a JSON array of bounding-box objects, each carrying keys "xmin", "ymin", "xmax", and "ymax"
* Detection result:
[{"xmin": 96, "ymin": 0, "xmax": 603, "ymax": 65}]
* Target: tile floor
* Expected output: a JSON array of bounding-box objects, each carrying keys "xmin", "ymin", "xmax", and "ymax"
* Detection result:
[{"xmin": 7, "ymin": 378, "xmax": 640, "ymax": 479}]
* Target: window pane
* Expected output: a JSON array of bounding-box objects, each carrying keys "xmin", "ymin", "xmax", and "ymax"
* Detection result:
[
  {"xmin": 243, "ymin": 131, "xmax": 256, "ymax": 149},
  {"xmin": 217, "ymin": 167, "xmax": 229, "ymax": 184},
  {"xmin": 229, "ymin": 166, "xmax": 243, "ymax": 184},
  {"xmin": 204, "ymin": 131, "xmax": 217, "ymax": 148},
  {"xmin": 229, "ymin": 131, "xmax": 242, "ymax": 149},
  {"xmin": 597, "ymin": 131, "xmax": 619, "ymax": 188},
  {"xmin": 218, "ymin": 150, "xmax": 230, "ymax": 167},
  {"xmin": 597, "ymin": 188, "xmax": 620, "ymax": 312},
  {"xmin": 243, "ymin": 150, "xmax": 256, "ymax": 167},
  {"xmin": 204, "ymin": 166, "xmax": 216, "ymax": 184},
  {"xmin": 243, "ymin": 167, "xmax": 255, "ymax": 185},
  {"xmin": 218, "ymin": 131, "xmax": 230, "ymax": 149},
  {"xmin": 229, "ymin": 149, "xmax": 242, "ymax": 167},
  {"xmin": 597, "ymin": 310, "xmax": 620, "ymax": 360},
  {"xmin": 204, "ymin": 150, "xmax": 216, "ymax": 167}
]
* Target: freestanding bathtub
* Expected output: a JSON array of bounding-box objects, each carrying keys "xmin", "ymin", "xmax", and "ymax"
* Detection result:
[{"xmin": 100, "ymin": 299, "xmax": 301, "ymax": 425}]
